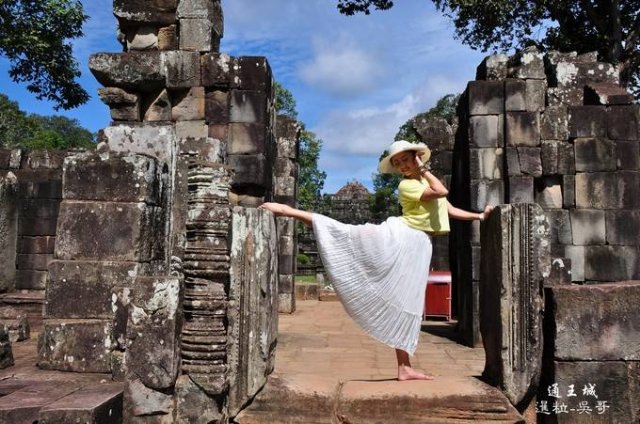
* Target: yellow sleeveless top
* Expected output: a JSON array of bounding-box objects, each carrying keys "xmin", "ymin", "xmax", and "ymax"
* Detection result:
[{"xmin": 398, "ymin": 177, "xmax": 450, "ymax": 234}]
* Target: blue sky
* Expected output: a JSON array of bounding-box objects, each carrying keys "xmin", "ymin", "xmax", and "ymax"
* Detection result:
[{"xmin": 1, "ymin": 0, "xmax": 488, "ymax": 193}]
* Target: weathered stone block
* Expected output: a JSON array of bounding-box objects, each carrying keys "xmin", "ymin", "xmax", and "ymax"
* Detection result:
[
  {"xmin": 180, "ymin": 18, "xmax": 219, "ymax": 52},
  {"xmin": 574, "ymin": 137, "xmax": 616, "ymax": 172},
  {"xmin": 63, "ymin": 152, "xmax": 163, "ymax": 204},
  {"xmin": 470, "ymin": 179, "xmax": 503, "ymax": 211},
  {"xmin": 563, "ymin": 245, "xmax": 584, "ymax": 282},
  {"xmin": 430, "ymin": 150, "xmax": 453, "ymax": 174},
  {"xmin": 413, "ymin": 117, "xmax": 454, "ymax": 151},
  {"xmin": 517, "ymin": 147, "xmax": 542, "ymax": 176},
  {"xmin": 575, "ymin": 171, "xmax": 640, "ymax": 209},
  {"xmin": 570, "ymin": 209, "xmax": 605, "ymax": 245},
  {"xmin": 227, "ymin": 123, "xmax": 267, "ymax": 155},
  {"xmin": 179, "ymin": 137, "xmax": 224, "ymax": 163},
  {"xmin": 163, "ymin": 51, "xmax": 201, "ymax": 88},
  {"xmin": 506, "ymin": 112, "xmax": 540, "ymax": 147},
  {"xmin": 541, "ymin": 140, "xmax": 575, "ymax": 175},
  {"xmin": 98, "ymin": 87, "xmax": 141, "ymax": 121},
  {"xmin": 505, "ymin": 79, "xmax": 525, "ymax": 111},
  {"xmin": 175, "ymin": 375, "xmax": 223, "ymax": 423},
  {"xmin": 547, "ymin": 257, "xmax": 572, "ymax": 286},
  {"xmin": 0, "ymin": 306, "xmax": 30, "ymax": 342},
  {"xmin": 0, "ymin": 326, "xmax": 13, "ymax": 369},
  {"xmin": 546, "ymin": 282, "xmax": 640, "ymax": 360},
  {"xmin": 568, "ymin": 106, "xmax": 607, "ymax": 138},
  {"xmin": 0, "ymin": 382, "xmax": 81, "ymax": 422},
  {"xmin": 227, "ymin": 154, "xmax": 267, "ymax": 187},
  {"xmin": 233, "ymin": 56, "xmax": 272, "ymax": 92},
  {"xmin": 562, "ymin": 175, "xmax": 575, "ymax": 208},
  {"xmin": 38, "ymin": 320, "xmax": 112, "ymax": 372},
  {"xmin": 228, "ymin": 208, "xmax": 278, "ymax": 416},
  {"xmin": 46, "ymin": 261, "xmax": 139, "ymax": 319},
  {"xmin": 584, "ymin": 246, "xmax": 640, "ymax": 281},
  {"xmin": 230, "ymin": 90, "xmax": 267, "ymax": 124},
  {"xmin": 17, "ymin": 236, "xmax": 55, "ymax": 254},
  {"xmin": 585, "ymin": 82, "xmax": 635, "ymax": 105},
  {"xmin": 124, "ymin": 378, "xmax": 174, "ymax": 421},
  {"xmin": 126, "ymin": 276, "xmax": 182, "ymax": 390},
  {"xmin": 16, "ymin": 253, "xmax": 53, "ymax": 271},
  {"xmin": 18, "ymin": 215, "xmax": 58, "ymax": 236},
  {"xmin": 468, "ymin": 81, "xmax": 504, "ymax": 115},
  {"xmin": 201, "ymin": 53, "xmax": 234, "ymax": 87},
  {"xmin": 539, "ymin": 361, "xmax": 639, "ymax": 424},
  {"xmin": 126, "ymin": 26, "xmax": 158, "ymax": 50},
  {"xmin": 177, "ymin": 0, "xmax": 217, "ymax": 19},
  {"xmin": 103, "ymin": 124, "xmax": 176, "ymax": 164},
  {"xmin": 607, "ymin": 104, "xmax": 639, "ymax": 140},
  {"xmin": 205, "ymin": 90, "xmax": 229, "ymax": 124},
  {"xmin": 470, "ymin": 148, "xmax": 502, "ymax": 179},
  {"xmin": 172, "ymin": 87, "xmax": 205, "ymax": 120},
  {"xmin": 0, "ymin": 173, "xmax": 18, "ymax": 292},
  {"xmin": 55, "ymin": 201, "xmax": 163, "ymax": 262},
  {"xmin": 38, "ymin": 382, "xmax": 124, "ymax": 424},
  {"xmin": 469, "ymin": 115, "xmax": 501, "ymax": 147},
  {"xmin": 546, "ymin": 86, "xmax": 584, "ymax": 107},
  {"xmin": 508, "ymin": 176, "xmax": 534, "ymax": 203},
  {"xmin": 535, "ymin": 177, "xmax": 563, "ymax": 209},
  {"xmin": 541, "ymin": 105, "xmax": 569, "ymax": 140},
  {"xmin": 476, "ymin": 54, "xmax": 508, "ymax": 80},
  {"xmin": 480, "ymin": 204, "xmax": 549, "ymax": 406},
  {"xmin": 15, "ymin": 269, "xmax": 47, "ymax": 289},
  {"xmin": 143, "ymin": 89, "xmax": 172, "ymax": 122},
  {"xmin": 545, "ymin": 209, "xmax": 572, "ymax": 245},
  {"xmin": 605, "ymin": 210, "xmax": 640, "ymax": 245},
  {"xmin": 176, "ymin": 120, "xmax": 208, "ymax": 139},
  {"xmin": 525, "ymin": 79, "xmax": 546, "ymax": 112},
  {"xmin": 157, "ymin": 24, "xmax": 178, "ymax": 50},
  {"xmin": 615, "ymin": 140, "xmax": 640, "ymax": 169},
  {"xmin": 509, "ymin": 48, "xmax": 545, "ymax": 79},
  {"xmin": 89, "ymin": 52, "xmax": 165, "ymax": 92},
  {"xmin": 113, "ymin": 0, "xmax": 177, "ymax": 24}
]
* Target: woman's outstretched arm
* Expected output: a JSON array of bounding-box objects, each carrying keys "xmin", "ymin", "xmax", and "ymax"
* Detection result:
[
  {"xmin": 259, "ymin": 202, "xmax": 314, "ymax": 227},
  {"xmin": 446, "ymin": 201, "xmax": 493, "ymax": 221}
]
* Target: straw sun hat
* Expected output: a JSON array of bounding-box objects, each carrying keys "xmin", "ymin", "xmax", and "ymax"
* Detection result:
[{"xmin": 377, "ymin": 140, "xmax": 431, "ymax": 174}]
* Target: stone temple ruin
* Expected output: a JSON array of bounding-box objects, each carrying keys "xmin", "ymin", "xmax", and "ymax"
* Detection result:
[{"xmin": 0, "ymin": 1, "xmax": 639, "ymax": 422}]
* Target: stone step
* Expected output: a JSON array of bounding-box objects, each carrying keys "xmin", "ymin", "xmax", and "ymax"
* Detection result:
[
  {"xmin": 38, "ymin": 382, "xmax": 124, "ymax": 423},
  {"xmin": 0, "ymin": 381, "xmax": 78, "ymax": 423},
  {"xmin": 234, "ymin": 373, "xmax": 525, "ymax": 424},
  {"xmin": 0, "ymin": 290, "xmax": 44, "ymax": 334}
]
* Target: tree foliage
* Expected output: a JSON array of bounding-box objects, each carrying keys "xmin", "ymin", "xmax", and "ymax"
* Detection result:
[
  {"xmin": 336, "ymin": 0, "xmax": 640, "ymax": 95},
  {"xmin": 0, "ymin": 0, "xmax": 89, "ymax": 109},
  {"xmin": 0, "ymin": 94, "xmax": 94, "ymax": 149},
  {"xmin": 274, "ymin": 82, "xmax": 327, "ymax": 210}
]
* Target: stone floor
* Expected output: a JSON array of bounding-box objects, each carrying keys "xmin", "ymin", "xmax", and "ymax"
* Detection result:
[
  {"xmin": 276, "ymin": 300, "xmax": 485, "ymax": 380},
  {"xmin": 235, "ymin": 300, "xmax": 525, "ymax": 423}
]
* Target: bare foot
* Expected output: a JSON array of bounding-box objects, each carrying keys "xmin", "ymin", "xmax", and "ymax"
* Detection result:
[
  {"xmin": 397, "ymin": 365, "xmax": 434, "ymax": 381},
  {"xmin": 258, "ymin": 202, "xmax": 291, "ymax": 216}
]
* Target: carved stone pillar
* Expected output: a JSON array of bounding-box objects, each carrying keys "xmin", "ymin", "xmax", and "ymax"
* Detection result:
[{"xmin": 480, "ymin": 203, "xmax": 550, "ymax": 407}]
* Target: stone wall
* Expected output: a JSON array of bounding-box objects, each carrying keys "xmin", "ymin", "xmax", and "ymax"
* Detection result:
[
  {"xmin": 0, "ymin": 149, "xmax": 77, "ymax": 292},
  {"xmin": 34, "ymin": 1, "xmax": 284, "ymax": 423},
  {"xmin": 453, "ymin": 47, "xmax": 640, "ymax": 347}
]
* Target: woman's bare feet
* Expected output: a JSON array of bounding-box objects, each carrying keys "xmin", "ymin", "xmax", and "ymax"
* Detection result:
[{"xmin": 397, "ymin": 365, "xmax": 434, "ymax": 381}]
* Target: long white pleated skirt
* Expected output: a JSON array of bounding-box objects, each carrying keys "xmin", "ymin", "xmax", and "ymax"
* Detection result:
[{"xmin": 312, "ymin": 213, "xmax": 432, "ymax": 355}]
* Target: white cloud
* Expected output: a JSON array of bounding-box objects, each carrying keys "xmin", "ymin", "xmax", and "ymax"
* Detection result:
[{"xmin": 298, "ymin": 35, "xmax": 385, "ymax": 97}]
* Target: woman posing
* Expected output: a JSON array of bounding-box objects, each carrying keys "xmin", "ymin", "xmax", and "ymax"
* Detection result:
[{"xmin": 260, "ymin": 140, "xmax": 492, "ymax": 381}]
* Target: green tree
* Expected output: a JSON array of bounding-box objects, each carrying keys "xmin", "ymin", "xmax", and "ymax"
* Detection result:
[
  {"xmin": 369, "ymin": 93, "xmax": 460, "ymax": 219},
  {"xmin": 0, "ymin": 94, "xmax": 94, "ymax": 149},
  {"xmin": 0, "ymin": 0, "xmax": 89, "ymax": 109},
  {"xmin": 274, "ymin": 82, "xmax": 327, "ymax": 211},
  {"xmin": 335, "ymin": 0, "xmax": 640, "ymax": 96}
]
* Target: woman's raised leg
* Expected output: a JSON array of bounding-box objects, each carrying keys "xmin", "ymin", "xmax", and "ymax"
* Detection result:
[{"xmin": 259, "ymin": 202, "xmax": 314, "ymax": 227}]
